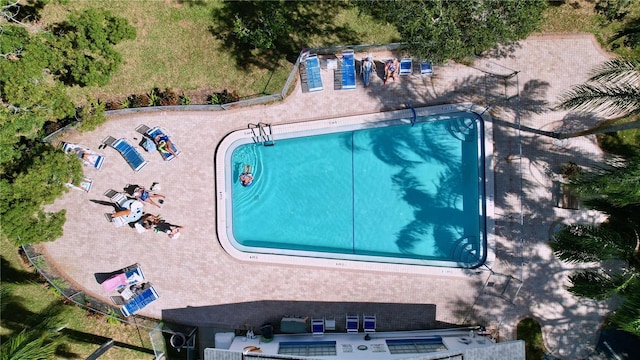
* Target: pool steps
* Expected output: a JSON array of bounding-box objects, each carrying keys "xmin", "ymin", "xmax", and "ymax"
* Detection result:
[
  {"xmin": 451, "ymin": 236, "xmax": 481, "ymax": 267},
  {"xmin": 447, "ymin": 118, "xmax": 476, "ymax": 142}
]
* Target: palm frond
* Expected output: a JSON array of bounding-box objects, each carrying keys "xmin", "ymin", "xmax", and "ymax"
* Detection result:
[
  {"xmin": 611, "ymin": 279, "xmax": 640, "ymax": 336},
  {"xmin": 571, "ymin": 157, "xmax": 640, "ymax": 208},
  {"xmin": 566, "ymin": 270, "xmax": 627, "ymax": 300},
  {"xmin": 558, "ymin": 82, "xmax": 640, "ymax": 117},
  {"xmin": 0, "ymin": 329, "xmax": 58, "ymax": 360},
  {"xmin": 589, "ymin": 58, "xmax": 640, "ymax": 84},
  {"xmin": 550, "ymin": 224, "xmax": 635, "ymax": 263}
]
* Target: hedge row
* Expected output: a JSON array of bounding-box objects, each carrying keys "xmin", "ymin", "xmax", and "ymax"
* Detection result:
[{"xmin": 105, "ymin": 88, "xmax": 241, "ymax": 110}]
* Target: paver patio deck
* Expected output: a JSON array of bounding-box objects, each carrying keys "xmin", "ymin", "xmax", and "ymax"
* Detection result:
[{"xmin": 44, "ymin": 34, "xmax": 614, "ymax": 359}]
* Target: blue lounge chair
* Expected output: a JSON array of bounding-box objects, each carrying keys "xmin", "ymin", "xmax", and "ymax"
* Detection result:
[
  {"xmin": 346, "ymin": 315, "xmax": 359, "ymax": 333},
  {"xmin": 136, "ymin": 124, "xmax": 180, "ymax": 161},
  {"xmin": 400, "ymin": 58, "xmax": 413, "ymax": 76},
  {"xmin": 363, "ymin": 315, "xmax": 376, "ymax": 333},
  {"xmin": 121, "ymin": 285, "xmax": 159, "ymax": 317},
  {"xmin": 420, "ymin": 60, "xmax": 433, "ymax": 75},
  {"xmin": 305, "ymin": 54, "xmax": 323, "ymax": 92},
  {"xmin": 341, "ymin": 50, "xmax": 356, "ymax": 90},
  {"xmin": 102, "ymin": 136, "xmax": 148, "ymax": 172},
  {"xmin": 311, "ymin": 318, "xmax": 325, "ymax": 336}
]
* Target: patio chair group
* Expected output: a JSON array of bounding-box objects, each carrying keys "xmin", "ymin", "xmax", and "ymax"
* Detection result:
[
  {"xmin": 311, "ymin": 314, "xmax": 376, "ymax": 336},
  {"xmin": 398, "ymin": 57, "xmax": 433, "ymax": 76},
  {"xmin": 101, "ymin": 124, "xmax": 180, "ymax": 172},
  {"xmin": 100, "ymin": 263, "xmax": 160, "ymax": 317},
  {"xmin": 301, "ymin": 50, "xmax": 433, "ymax": 94}
]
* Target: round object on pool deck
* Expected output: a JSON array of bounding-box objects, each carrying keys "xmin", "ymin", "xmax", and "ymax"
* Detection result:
[{"xmin": 170, "ymin": 332, "xmax": 186, "ymax": 348}]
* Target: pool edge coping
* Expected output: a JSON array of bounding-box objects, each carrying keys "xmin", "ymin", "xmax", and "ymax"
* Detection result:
[{"xmin": 215, "ymin": 103, "xmax": 495, "ymax": 278}]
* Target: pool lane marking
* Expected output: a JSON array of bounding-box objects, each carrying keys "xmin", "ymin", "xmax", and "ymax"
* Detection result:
[{"xmin": 351, "ymin": 131, "xmax": 356, "ymax": 254}]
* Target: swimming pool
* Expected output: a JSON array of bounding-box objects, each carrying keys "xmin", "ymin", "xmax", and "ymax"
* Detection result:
[{"xmin": 216, "ymin": 105, "xmax": 494, "ymax": 273}]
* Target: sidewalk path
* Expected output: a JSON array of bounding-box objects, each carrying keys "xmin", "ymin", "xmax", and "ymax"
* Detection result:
[{"xmin": 44, "ymin": 34, "xmax": 612, "ymax": 359}]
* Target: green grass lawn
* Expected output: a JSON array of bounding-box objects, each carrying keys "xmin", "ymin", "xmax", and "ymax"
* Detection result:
[
  {"xmin": 1, "ymin": 236, "xmax": 154, "ymax": 359},
  {"xmin": 598, "ymin": 126, "xmax": 640, "ymax": 157},
  {"xmin": 42, "ymin": 0, "xmax": 292, "ymax": 102},
  {"xmin": 38, "ymin": 0, "xmax": 640, "ymax": 105},
  {"xmin": 516, "ymin": 318, "xmax": 547, "ymax": 360},
  {"xmin": 40, "ymin": 0, "xmax": 399, "ymax": 104},
  {"xmin": 539, "ymin": 0, "xmax": 640, "ymax": 59}
]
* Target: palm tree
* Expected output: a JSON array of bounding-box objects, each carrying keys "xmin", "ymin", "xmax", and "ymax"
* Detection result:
[
  {"xmin": 611, "ymin": 280, "xmax": 640, "ymax": 335},
  {"xmin": 1, "ymin": 329, "xmax": 60, "ymax": 360},
  {"xmin": 550, "ymin": 157, "xmax": 640, "ymax": 335},
  {"xmin": 559, "ymin": 58, "xmax": 640, "ymax": 115},
  {"xmin": 0, "ymin": 289, "xmax": 65, "ymax": 360},
  {"xmin": 569, "ymin": 156, "xmax": 640, "ymax": 207},
  {"xmin": 556, "ymin": 58, "xmax": 640, "ymax": 138},
  {"xmin": 551, "ymin": 223, "xmax": 638, "ymax": 299}
]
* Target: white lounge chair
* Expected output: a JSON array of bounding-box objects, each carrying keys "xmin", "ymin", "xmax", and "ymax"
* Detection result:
[
  {"xmin": 110, "ymin": 192, "xmax": 129, "ymax": 208},
  {"xmin": 62, "ymin": 143, "xmax": 105, "ymax": 170}
]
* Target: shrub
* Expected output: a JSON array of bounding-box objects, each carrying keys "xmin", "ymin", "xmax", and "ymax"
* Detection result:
[
  {"xmin": 43, "ymin": 121, "xmax": 62, "ymax": 136},
  {"xmin": 209, "ymin": 93, "xmax": 220, "ymax": 105},
  {"xmin": 179, "ymin": 94, "xmax": 191, "ymax": 105},
  {"xmin": 119, "ymin": 98, "xmax": 130, "ymax": 109},
  {"xmin": 77, "ymin": 97, "xmax": 106, "ymax": 132},
  {"xmin": 129, "ymin": 93, "xmax": 150, "ymax": 108},
  {"xmin": 105, "ymin": 100, "xmax": 121, "ymax": 110},
  {"xmin": 516, "ymin": 318, "xmax": 546, "ymax": 360},
  {"xmin": 561, "ymin": 162, "xmax": 582, "ymax": 180},
  {"xmin": 148, "ymin": 88, "xmax": 161, "ymax": 106},
  {"xmin": 595, "ymin": 0, "xmax": 631, "ymax": 22},
  {"xmin": 159, "ymin": 88, "xmax": 179, "ymax": 106},
  {"xmin": 210, "ymin": 89, "xmax": 240, "ymax": 105},
  {"xmin": 106, "ymin": 307, "xmax": 122, "ymax": 325}
]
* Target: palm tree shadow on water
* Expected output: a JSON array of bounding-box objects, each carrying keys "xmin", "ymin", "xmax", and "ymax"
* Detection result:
[
  {"xmin": 359, "ymin": 121, "xmax": 471, "ymax": 258},
  {"xmin": 392, "ymin": 168, "xmax": 467, "ymax": 259}
]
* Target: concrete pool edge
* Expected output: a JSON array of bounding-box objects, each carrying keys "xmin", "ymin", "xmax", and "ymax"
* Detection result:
[{"xmin": 215, "ymin": 103, "xmax": 495, "ymax": 277}]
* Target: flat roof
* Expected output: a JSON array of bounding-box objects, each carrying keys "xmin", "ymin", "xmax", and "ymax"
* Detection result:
[{"xmin": 206, "ymin": 329, "xmax": 524, "ymax": 360}]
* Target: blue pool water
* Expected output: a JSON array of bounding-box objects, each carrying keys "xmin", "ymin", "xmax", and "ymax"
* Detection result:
[{"xmin": 229, "ymin": 114, "xmax": 486, "ymax": 267}]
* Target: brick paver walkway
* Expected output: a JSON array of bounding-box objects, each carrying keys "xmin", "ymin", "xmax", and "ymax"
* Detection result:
[{"xmin": 44, "ymin": 34, "xmax": 613, "ymax": 359}]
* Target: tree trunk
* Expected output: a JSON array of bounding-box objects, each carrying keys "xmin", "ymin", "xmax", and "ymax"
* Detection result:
[{"xmin": 557, "ymin": 120, "xmax": 640, "ymax": 139}]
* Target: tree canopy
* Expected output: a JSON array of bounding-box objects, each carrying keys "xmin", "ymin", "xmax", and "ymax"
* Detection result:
[
  {"xmin": 551, "ymin": 157, "xmax": 640, "ymax": 335},
  {"xmin": 0, "ymin": 3, "xmax": 134, "ymax": 245},
  {"xmin": 52, "ymin": 8, "xmax": 136, "ymax": 86},
  {"xmin": 356, "ymin": 0, "xmax": 547, "ymax": 63}
]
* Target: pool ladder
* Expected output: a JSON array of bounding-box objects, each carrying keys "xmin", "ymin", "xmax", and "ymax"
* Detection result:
[{"xmin": 248, "ymin": 122, "xmax": 275, "ymax": 146}]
